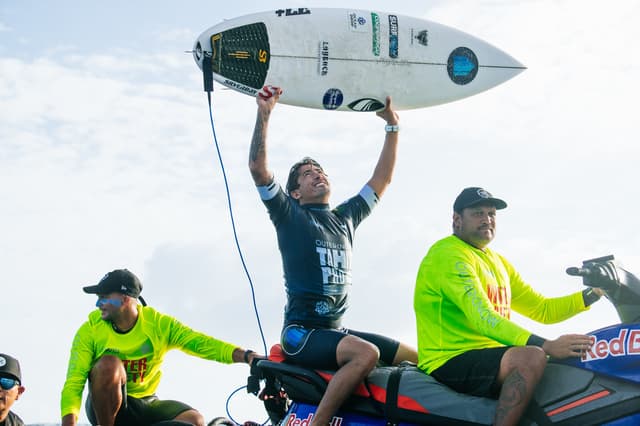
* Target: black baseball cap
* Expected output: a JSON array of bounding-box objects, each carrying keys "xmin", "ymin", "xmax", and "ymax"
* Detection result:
[
  {"xmin": 83, "ymin": 269, "xmax": 146, "ymax": 305},
  {"xmin": 0, "ymin": 353, "xmax": 21, "ymax": 383},
  {"xmin": 453, "ymin": 187, "xmax": 507, "ymax": 213}
]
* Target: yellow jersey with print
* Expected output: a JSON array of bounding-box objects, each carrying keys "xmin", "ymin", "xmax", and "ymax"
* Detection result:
[
  {"xmin": 61, "ymin": 305, "xmax": 237, "ymax": 418},
  {"xmin": 414, "ymin": 235, "xmax": 588, "ymax": 374}
]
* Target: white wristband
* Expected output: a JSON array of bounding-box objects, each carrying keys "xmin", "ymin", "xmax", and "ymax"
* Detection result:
[{"xmin": 385, "ymin": 124, "xmax": 399, "ymax": 133}]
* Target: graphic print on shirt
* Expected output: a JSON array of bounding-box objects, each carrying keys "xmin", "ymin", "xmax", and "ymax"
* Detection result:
[
  {"xmin": 316, "ymin": 239, "xmax": 351, "ymax": 291},
  {"xmin": 480, "ymin": 264, "xmax": 511, "ymax": 318},
  {"xmin": 486, "ymin": 281, "xmax": 510, "ymax": 318},
  {"xmin": 106, "ymin": 338, "xmax": 154, "ymax": 384}
]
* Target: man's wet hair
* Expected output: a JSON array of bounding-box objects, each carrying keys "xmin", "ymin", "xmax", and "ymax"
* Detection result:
[{"xmin": 286, "ymin": 157, "xmax": 325, "ymax": 196}]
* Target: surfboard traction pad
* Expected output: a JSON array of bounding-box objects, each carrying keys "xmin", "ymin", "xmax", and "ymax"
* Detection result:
[{"xmin": 211, "ymin": 22, "xmax": 270, "ymax": 90}]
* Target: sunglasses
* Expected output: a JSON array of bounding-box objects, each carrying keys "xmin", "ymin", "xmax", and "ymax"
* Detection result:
[
  {"xmin": 96, "ymin": 297, "xmax": 123, "ymax": 308},
  {"xmin": 0, "ymin": 377, "xmax": 19, "ymax": 390}
]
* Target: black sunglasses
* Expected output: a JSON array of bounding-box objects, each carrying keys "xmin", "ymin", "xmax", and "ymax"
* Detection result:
[{"xmin": 0, "ymin": 377, "xmax": 19, "ymax": 390}]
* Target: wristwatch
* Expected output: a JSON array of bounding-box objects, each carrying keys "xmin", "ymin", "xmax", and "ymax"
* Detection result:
[{"xmin": 385, "ymin": 124, "xmax": 399, "ymax": 132}]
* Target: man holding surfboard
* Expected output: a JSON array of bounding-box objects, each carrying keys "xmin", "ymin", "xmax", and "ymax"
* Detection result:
[{"xmin": 248, "ymin": 85, "xmax": 417, "ymax": 424}]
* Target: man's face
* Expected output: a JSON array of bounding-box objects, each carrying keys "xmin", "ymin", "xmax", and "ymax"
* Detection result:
[
  {"xmin": 291, "ymin": 163, "xmax": 331, "ymax": 204},
  {"xmin": 95, "ymin": 292, "xmax": 125, "ymax": 321},
  {"xmin": 0, "ymin": 377, "xmax": 24, "ymax": 421},
  {"xmin": 453, "ymin": 203, "xmax": 497, "ymax": 249}
]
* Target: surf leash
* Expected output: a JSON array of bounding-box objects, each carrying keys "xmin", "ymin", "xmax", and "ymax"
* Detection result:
[{"xmin": 202, "ymin": 53, "xmax": 269, "ymax": 425}]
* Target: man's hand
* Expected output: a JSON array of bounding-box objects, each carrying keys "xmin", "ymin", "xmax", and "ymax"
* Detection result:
[
  {"xmin": 542, "ymin": 334, "xmax": 593, "ymax": 359},
  {"xmin": 376, "ymin": 96, "xmax": 399, "ymax": 126},
  {"xmin": 256, "ymin": 85, "xmax": 283, "ymax": 113}
]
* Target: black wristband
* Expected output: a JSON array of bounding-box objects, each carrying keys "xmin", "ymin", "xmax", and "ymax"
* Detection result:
[
  {"xmin": 527, "ymin": 334, "xmax": 546, "ymax": 347},
  {"xmin": 582, "ymin": 288, "xmax": 601, "ymax": 307},
  {"xmin": 243, "ymin": 350, "xmax": 255, "ymax": 364}
]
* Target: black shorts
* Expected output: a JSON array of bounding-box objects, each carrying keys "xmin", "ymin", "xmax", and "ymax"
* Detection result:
[
  {"xmin": 85, "ymin": 384, "xmax": 193, "ymax": 426},
  {"xmin": 430, "ymin": 346, "xmax": 512, "ymax": 399},
  {"xmin": 280, "ymin": 324, "xmax": 400, "ymax": 370}
]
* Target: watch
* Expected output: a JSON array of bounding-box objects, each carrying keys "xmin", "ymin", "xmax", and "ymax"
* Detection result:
[{"xmin": 385, "ymin": 124, "xmax": 399, "ymax": 132}]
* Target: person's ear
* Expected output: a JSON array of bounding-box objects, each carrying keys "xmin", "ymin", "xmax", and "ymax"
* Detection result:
[{"xmin": 453, "ymin": 212, "xmax": 462, "ymax": 230}]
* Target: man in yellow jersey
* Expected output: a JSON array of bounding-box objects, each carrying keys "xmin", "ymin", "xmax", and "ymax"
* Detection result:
[
  {"xmin": 61, "ymin": 269, "xmax": 260, "ymax": 426},
  {"xmin": 414, "ymin": 187, "xmax": 604, "ymax": 426}
]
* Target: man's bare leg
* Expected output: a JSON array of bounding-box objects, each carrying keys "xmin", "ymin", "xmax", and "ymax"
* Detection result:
[
  {"xmin": 89, "ymin": 355, "xmax": 127, "ymax": 426},
  {"xmin": 494, "ymin": 346, "xmax": 547, "ymax": 426},
  {"xmin": 309, "ymin": 336, "xmax": 379, "ymax": 425}
]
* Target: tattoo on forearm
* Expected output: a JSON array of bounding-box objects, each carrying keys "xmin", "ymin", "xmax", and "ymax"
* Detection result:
[
  {"xmin": 494, "ymin": 370, "xmax": 527, "ymax": 425},
  {"xmin": 250, "ymin": 119, "xmax": 265, "ymax": 162}
]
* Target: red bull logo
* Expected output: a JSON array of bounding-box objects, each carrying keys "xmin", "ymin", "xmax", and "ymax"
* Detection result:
[
  {"xmin": 285, "ymin": 413, "xmax": 343, "ymax": 426},
  {"xmin": 583, "ymin": 328, "xmax": 640, "ymax": 361}
]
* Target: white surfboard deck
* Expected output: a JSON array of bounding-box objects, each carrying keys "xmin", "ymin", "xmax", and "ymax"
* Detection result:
[{"xmin": 193, "ymin": 8, "xmax": 525, "ymax": 111}]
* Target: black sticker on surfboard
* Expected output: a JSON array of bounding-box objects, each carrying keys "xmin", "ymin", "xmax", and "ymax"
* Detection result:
[
  {"xmin": 275, "ymin": 8, "xmax": 311, "ymax": 17},
  {"xmin": 447, "ymin": 47, "xmax": 478, "ymax": 85},
  {"xmin": 210, "ymin": 22, "xmax": 270, "ymax": 90},
  {"xmin": 323, "ymin": 88, "xmax": 343, "ymax": 110},
  {"xmin": 348, "ymin": 98, "xmax": 385, "ymax": 112}
]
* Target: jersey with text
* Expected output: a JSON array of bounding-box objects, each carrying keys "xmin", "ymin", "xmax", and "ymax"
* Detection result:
[
  {"xmin": 61, "ymin": 305, "xmax": 237, "ymax": 418},
  {"xmin": 414, "ymin": 235, "xmax": 589, "ymax": 374},
  {"xmin": 259, "ymin": 181, "xmax": 377, "ymax": 328}
]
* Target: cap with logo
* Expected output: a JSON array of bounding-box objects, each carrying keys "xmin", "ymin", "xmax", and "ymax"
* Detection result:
[
  {"xmin": 453, "ymin": 187, "xmax": 507, "ymax": 213},
  {"xmin": 83, "ymin": 269, "xmax": 147, "ymax": 306},
  {"xmin": 0, "ymin": 353, "xmax": 21, "ymax": 383}
]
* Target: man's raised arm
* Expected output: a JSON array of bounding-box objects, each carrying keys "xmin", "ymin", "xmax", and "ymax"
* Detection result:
[
  {"xmin": 249, "ymin": 86, "xmax": 282, "ymax": 186},
  {"xmin": 367, "ymin": 96, "xmax": 400, "ymax": 198}
]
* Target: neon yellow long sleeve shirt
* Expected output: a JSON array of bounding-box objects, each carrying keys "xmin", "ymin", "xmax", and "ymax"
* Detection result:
[
  {"xmin": 60, "ymin": 305, "xmax": 238, "ymax": 418},
  {"xmin": 414, "ymin": 235, "xmax": 589, "ymax": 374}
]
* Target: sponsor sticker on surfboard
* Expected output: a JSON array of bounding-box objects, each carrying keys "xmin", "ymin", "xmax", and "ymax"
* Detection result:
[{"xmin": 347, "ymin": 11, "xmax": 368, "ymax": 33}]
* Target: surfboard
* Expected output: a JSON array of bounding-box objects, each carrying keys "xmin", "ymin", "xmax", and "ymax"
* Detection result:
[{"xmin": 192, "ymin": 8, "xmax": 525, "ymax": 111}]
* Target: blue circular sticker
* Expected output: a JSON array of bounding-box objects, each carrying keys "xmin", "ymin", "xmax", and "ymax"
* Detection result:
[
  {"xmin": 447, "ymin": 47, "xmax": 478, "ymax": 85},
  {"xmin": 322, "ymin": 88, "xmax": 343, "ymax": 110}
]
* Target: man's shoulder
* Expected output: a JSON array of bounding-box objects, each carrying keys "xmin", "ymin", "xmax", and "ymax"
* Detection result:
[
  {"xmin": 426, "ymin": 235, "xmax": 482, "ymax": 262},
  {"xmin": 429, "ymin": 235, "xmax": 464, "ymax": 252},
  {"xmin": 139, "ymin": 305, "xmax": 179, "ymax": 327}
]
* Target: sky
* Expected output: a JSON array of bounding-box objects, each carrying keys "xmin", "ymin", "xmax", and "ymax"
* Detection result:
[{"xmin": 1, "ymin": 0, "xmax": 639, "ymax": 423}]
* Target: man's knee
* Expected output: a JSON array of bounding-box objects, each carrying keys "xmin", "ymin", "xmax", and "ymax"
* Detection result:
[
  {"xmin": 175, "ymin": 409, "xmax": 205, "ymax": 426},
  {"xmin": 501, "ymin": 346, "xmax": 547, "ymax": 378},
  {"xmin": 90, "ymin": 355, "xmax": 126, "ymax": 384},
  {"xmin": 337, "ymin": 336, "xmax": 379, "ymax": 369}
]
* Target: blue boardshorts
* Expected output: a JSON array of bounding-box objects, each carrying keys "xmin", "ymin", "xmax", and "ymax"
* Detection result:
[
  {"xmin": 430, "ymin": 346, "xmax": 512, "ymax": 399},
  {"xmin": 281, "ymin": 324, "xmax": 400, "ymax": 370}
]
